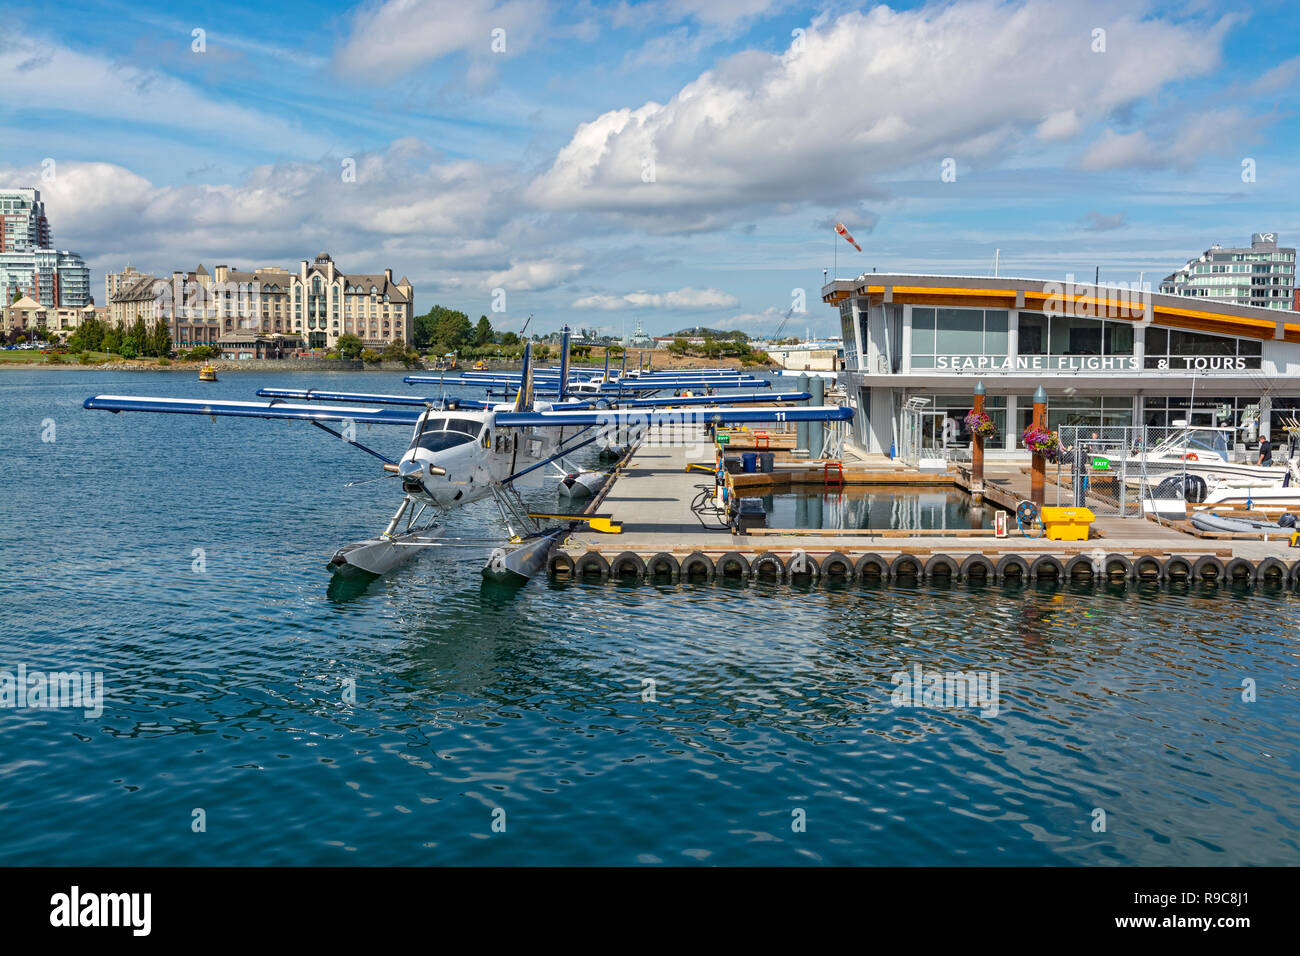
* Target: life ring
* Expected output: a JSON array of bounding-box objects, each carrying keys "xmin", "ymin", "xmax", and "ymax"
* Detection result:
[{"xmin": 1183, "ymin": 452, "xmax": 1198, "ymax": 461}]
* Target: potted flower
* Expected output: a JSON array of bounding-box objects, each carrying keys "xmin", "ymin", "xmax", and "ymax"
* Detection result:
[
  {"xmin": 1022, "ymin": 424, "xmax": 1062, "ymax": 462},
  {"xmin": 964, "ymin": 409, "xmax": 997, "ymax": 441}
]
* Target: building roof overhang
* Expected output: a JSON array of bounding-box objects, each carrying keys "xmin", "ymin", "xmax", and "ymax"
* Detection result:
[{"xmin": 823, "ymin": 273, "xmax": 1297, "ymax": 343}]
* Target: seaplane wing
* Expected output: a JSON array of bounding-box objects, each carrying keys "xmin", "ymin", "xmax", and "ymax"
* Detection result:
[
  {"xmin": 404, "ymin": 374, "xmax": 770, "ymax": 392},
  {"xmin": 255, "ymin": 387, "xmax": 491, "ymax": 409},
  {"xmin": 254, "ymin": 388, "xmax": 594, "ymax": 411},
  {"xmin": 83, "ymin": 394, "xmax": 423, "ymax": 426},
  {"xmin": 624, "ymin": 391, "xmax": 808, "ymax": 408},
  {"xmin": 494, "ymin": 404, "xmax": 852, "ymax": 428}
]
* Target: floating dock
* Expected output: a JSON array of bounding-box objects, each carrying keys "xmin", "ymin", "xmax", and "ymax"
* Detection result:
[{"xmin": 553, "ymin": 426, "xmax": 1300, "ymax": 588}]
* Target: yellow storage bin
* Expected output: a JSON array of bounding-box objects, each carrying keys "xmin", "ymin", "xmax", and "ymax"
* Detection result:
[{"xmin": 1039, "ymin": 506, "xmax": 1094, "ymax": 541}]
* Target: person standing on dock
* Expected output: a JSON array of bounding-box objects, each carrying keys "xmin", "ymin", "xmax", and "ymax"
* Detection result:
[{"xmin": 1257, "ymin": 434, "xmax": 1273, "ymax": 467}]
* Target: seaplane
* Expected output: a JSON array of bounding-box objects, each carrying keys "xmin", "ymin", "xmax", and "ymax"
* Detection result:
[{"xmin": 83, "ymin": 328, "xmax": 851, "ymax": 586}]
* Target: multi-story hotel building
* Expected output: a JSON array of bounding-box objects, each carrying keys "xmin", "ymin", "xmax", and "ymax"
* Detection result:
[
  {"xmin": 824, "ymin": 272, "xmax": 1300, "ymax": 458},
  {"xmin": 1160, "ymin": 233, "xmax": 1295, "ymax": 310},
  {"xmin": 294, "ymin": 252, "xmax": 413, "ymax": 349},
  {"xmin": 104, "ymin": 265, "xmax": 151, "ymax": 306},
  {"xmin": 0, "ymin": 188, "xmax": 92, "ymax": 307},
  {"xmin": 109, "ymin": 252, "xmax": 413, "ymax": 351}
]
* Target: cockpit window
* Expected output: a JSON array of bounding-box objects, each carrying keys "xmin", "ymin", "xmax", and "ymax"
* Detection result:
[
  {"xmin": 445, "ymin": 419, "xmax": 480, "ymax": 436},
  {"xmin": 409, "ymin": 416, "xmax": 483, "ymax": 453},
  {"xmin": 413, "ymin": 431, "xmax": 474, "ymax": 453}
]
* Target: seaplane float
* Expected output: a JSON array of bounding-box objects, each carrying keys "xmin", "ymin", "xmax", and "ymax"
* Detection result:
[{"xmin": 83, "ymin": 329, "xmax": 850, "ymax": 587}]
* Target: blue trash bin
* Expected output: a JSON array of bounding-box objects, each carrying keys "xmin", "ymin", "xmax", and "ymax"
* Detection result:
[{"xmin": 742, "ymin": 452, "xmax": 758, "ymax": 473}]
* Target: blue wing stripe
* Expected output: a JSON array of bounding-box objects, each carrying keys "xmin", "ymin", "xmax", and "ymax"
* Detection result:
[
  {"xmin": 626, "ymin": 391, "xmax": 808, "ymax": 407},
  {"xmin": 255, "ymin": 388, "xmax": 490, "ymax": 409},
  {"xmin": 494, "ymin": 405, "xmax": 852, "ymax": 427},
  {"xmin": 83, "ymin": 395, "xmax": 422, "ymax": 426}
]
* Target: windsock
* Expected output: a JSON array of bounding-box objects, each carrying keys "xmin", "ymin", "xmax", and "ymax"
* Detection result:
[{"xmin": 835, "ymin": 222, "xmax": 862, "ymax": 252}]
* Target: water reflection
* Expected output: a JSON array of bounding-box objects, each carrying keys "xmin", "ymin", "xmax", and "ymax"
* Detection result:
[{"xmin": 763, "ymin": 486, "xmax": 997, "ymax": 530}]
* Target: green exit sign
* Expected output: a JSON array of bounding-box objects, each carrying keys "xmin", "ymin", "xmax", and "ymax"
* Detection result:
[
  {"xmin": 1091, "ymin": 456, "xmax": 1110, "ymax": 470},
  {"xmin": 716, "ymin": 435, "xmax": 731, "ymax": 445}
]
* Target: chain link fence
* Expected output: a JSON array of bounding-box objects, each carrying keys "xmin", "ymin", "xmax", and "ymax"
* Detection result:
[{"xmin": 1054, "ymin": 425, "xmax": 1235, "ymax": 516}]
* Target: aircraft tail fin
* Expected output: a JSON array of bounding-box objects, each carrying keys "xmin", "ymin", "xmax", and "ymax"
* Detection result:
[
  {"xmin": 513, "ymin": 342, "xmax": 535, "ymax": 412},
  {"xmin": 558, "ymin": 325, "xmax": 571, "ymax": 401}
]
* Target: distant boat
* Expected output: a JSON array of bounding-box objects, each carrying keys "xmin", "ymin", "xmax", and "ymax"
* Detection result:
[{"xmin": 199, "ymin": 366, "xmax": 218, "ymax": 382}]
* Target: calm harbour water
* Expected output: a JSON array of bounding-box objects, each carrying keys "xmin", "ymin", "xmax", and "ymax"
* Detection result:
[{"xmin": 1, "ymin": 368, "xmax": 1298, "ymax": 865}]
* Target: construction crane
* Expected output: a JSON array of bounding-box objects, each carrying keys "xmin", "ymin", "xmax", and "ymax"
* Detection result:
[{"xmin": 771, "ymin": 304, "xmax": 798, "ymax": 344}]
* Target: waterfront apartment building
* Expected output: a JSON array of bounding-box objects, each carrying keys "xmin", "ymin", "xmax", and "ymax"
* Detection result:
[
  {"xmin": 0, "ymin": 188, "xmax": 52, "ymax": 252},
  {"xmin": 105, "ymin": 265, "xmax": 151, "ymax": 305},
  {"xmin": 824, "ymin": 272, "xmax": 1300, "ymax": 459},
  {"xmin": 1160, "ymin": 233, "xmax": 1295, "ymax": 310},
  {"xmin": 108, "ymin": 252, "xmax": 413, "ymax": 350},
  {"xmin": 0, "ymin": 188, "xmax": 92, "ymax": 307}
]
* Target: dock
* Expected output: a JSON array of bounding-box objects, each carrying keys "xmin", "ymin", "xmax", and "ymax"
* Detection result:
[{"xmin": 552, "ymin": 426, "xmax": 1300, "ymax": 588}]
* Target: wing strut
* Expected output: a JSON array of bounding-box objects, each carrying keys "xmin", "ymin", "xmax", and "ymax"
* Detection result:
[{"xmin": 309, "ymin": 420, "xmax": 396, "ymax": 465}]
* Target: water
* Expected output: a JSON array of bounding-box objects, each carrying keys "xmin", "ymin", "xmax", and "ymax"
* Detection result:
[
  {"xmin": 762, "ymin": 488, "xmax": 995, "ymax": 530},
  {"xmin": 2, "ymin": 369, "xmax": 1298, "ymax": 865}
]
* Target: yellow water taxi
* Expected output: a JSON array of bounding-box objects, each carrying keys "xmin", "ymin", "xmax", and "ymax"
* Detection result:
[{"xmin": 199, "ymin": 366, "xmax": 218, "ymax": 382}]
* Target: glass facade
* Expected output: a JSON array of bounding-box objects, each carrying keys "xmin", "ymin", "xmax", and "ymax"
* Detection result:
[
  {"xmin": 910, "ymin": 308, "xmax": 1008, "ymax": 368},
  {"xmin": 1143, "ymin": 327, "xmax": 1262, "ymax": 370}
]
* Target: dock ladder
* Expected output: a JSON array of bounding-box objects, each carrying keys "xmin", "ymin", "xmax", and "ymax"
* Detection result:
[{"xmin": 823, "ymin": 460, "xmax": 844, "ymax": 487}]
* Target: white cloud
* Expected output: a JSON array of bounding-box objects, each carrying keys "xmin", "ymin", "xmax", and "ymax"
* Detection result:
[
  {"xmin": 1251, "ymin": 55, "xmax": 1300, "ymax": 94},
  {"xmin": 487, "ymin": 258, "xmax": 585, "ymax": 291},
  {"xmin": 1079, "ymin": 129, "xmax": 1162, "ymax": 170},
  {"xmin": 0, "ymin": 38, "xmax": 326, "ymax": 150},
  {"xmin": 334, "ymin": 0, "xmax": 548, "ymax": 83},
  {"xmin": 573, "ymin": 287, "xmax": 738, "ymax": 309},
  {"xmin": 0, "ymin": 144, "xmax": 526, "ymax": 306},
  {"xmin": 1080, "ymin": 109, "xmax": 1260, "ymax": 171},
  {"xmin": 527, "ymin": 2, "xmax": 1230, "ymax": 232},
  {"xmin": 1036, "ymin": 109, "xmax": 1081, "ymax": 140}
]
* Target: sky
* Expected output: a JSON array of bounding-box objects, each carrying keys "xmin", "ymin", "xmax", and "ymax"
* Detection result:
[{"xmin": 2, "ymin": 0, "xmax": 1298, "ymax": 337}]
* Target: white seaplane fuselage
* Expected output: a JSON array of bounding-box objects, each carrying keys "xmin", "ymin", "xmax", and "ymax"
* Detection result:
[{"xmin": 395, "ymin": 404, "xmax": 567, "ymax": 509}]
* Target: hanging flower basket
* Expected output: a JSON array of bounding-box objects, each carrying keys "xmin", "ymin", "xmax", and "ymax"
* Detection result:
[
  {"xmin": 1022, "ymin": 424, "xmax": 1062, "ymax": 462},
  {"xmin": 964, "ymin": 409, "xmax": 997, "ymax": 441}
]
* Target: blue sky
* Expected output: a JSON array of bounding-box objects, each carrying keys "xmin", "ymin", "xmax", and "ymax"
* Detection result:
[{"xmin": 2, "ymin": 0, "xmax": 1298, "ymax": 335}]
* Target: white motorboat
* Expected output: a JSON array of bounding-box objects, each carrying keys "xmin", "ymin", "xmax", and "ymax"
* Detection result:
[
  {"xmin": 1201, "ymin": 460, "xmax": 1300, "ymax": 508},
  {"xmin": 1110, "ymin": 427, "xmax": 1289, "ymax": 485}
]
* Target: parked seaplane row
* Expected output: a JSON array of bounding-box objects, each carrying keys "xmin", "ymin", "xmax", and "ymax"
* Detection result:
[{"xmin": 83, "ymin": 328, "xmax": 852, "ymax": 587}]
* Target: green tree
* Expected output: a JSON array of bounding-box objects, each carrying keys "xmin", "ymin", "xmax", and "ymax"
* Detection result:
[
  {"xmin": 148, "ymin": 319, "xmax": 171, "ymax": 357},
  {"xmin": 125, "ymin": 315, "xmax": 147, "ymax": 356},
  {"xmin": 361, "ymin": 348, "xmax": 381, "ymax": 364},
  {"xmin": 102, "ymin": 324, "xmax": 122, "ymax": 355},
  {"xmin": 668, "ymin": 338, "xmax": 690, "ymax": 356},
  {"xmin": 336, "ymin": 333, "xmax": 365, "ymax": 360},
  {"xmin": 474, "ymin": 314, "xmax": 493, "ymax": 346},
  {"xmin": 434, "ymin": 310, "xmax": 473, "ymax": 353},
  {"xmin": 500, "ymin": 331, "xmax": 520, "ymax": 347},
  {"xmin": 533, "ymin": 344, "xmax": 551, "ymax": 363},
  {"xmin": 412, "ymin": 305, "xmax": 473, "ymax": 351}
]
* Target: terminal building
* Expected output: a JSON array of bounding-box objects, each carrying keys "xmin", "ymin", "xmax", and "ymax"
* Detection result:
[{"xmin": 822, "ymin": 273, "xmax": 1300, "ymax": 459}]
